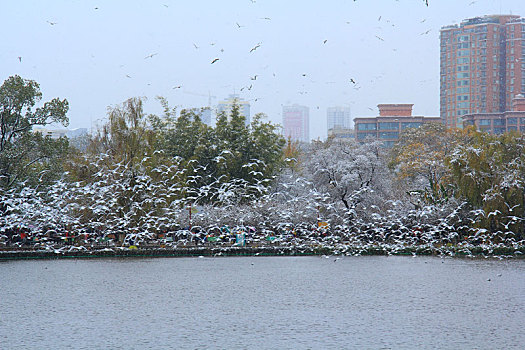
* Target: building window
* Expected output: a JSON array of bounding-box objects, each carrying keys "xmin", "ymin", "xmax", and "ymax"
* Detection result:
[
  {"xmin": 479, "ymin": 119, "xmax": 491, "ymax": 126},
  {"xmin": 493, "ymin": 119, "xmax": 505, "ymax": 126},
  {"xmin": 379, "ymin": 132, "xmax": 399, "ymax": 139},
  {"xmin": 507, "ymin": 118, "xmax": 517, "ymax": 125},
  {"xmin": 357, "ymin": 132, "xmax": 377, "ymax": 140},
  {"xmin": 493, "ymin": 127, "xmax": 506, "ymax": 135},
  {"xmin": 357, "ymin": 123, "xmax": 377, "ymax": 131},
  {"xmin": 401, "ymin": 122, "xmax": 422, "ymax": 129},
  {"xmin": 507, "ymin": 126, "xmax": 518, "ymax": 131},
  {"xmin": 378, "ymin": 122, "xmax": 399, "ymax": 130}
]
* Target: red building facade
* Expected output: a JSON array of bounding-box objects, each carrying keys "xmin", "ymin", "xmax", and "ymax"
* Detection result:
[{"xmin": 440, "ymin": 15, "xmax": 525, "ymax": 129}]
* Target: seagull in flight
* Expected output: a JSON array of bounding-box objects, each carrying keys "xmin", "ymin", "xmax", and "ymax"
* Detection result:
[
  {"xmin": 250, "ymin": 43, "xmax": 261, "ymax": 53},
  {"xmin": 375, "ymin": 35, "xmax": 384, "ymax": 41},
  {"xmin": 144, "ymin": 53, "xmax": 158, "ymax": 59},
  {"xmin": 350, "ymin": 78, "xmax": 356, "ymax": 84},
  {"xmin": 211, "ymin": 58, "xmax": 220, "ymax": 64},
  {"xmin": 47, "ymin": 20, "xmax": 57, "ymax": 25},
  {"xmin": 18, "ymin": 56, "xmax": 22, "ymax": 62}
]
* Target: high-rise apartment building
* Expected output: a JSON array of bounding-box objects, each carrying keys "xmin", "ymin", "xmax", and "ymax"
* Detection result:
[
  {"xmin": 198, "ymin": 107, "xmax": 212, "ymax": 126},
  {"xmin": 282, "ymin": 104, "xmax": 310, "ymax": 143},
  {"xmin": 217, "ymin": 94, "xmax": 251, "ymax": 125},
  {"xmin": 440, "ymin": 15, "xmax": 525, "ymax": 129},
  {"xmin": 327, "ymin": 106, "xmax": 351, "ymax": 130},
  {"xmin": 327, "ymin": 106, "xmax": 353, "ymax": 139}
]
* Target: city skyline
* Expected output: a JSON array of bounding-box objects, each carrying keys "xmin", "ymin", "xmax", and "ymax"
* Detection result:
[{"xmin": 2, "ymin": 1, "xmax": 524, "ymax": 140}]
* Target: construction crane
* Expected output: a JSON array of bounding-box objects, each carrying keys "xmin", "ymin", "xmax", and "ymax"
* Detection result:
[{"xmin": 182, "ymin": 90, "xmax": 217, "ymax": 107}]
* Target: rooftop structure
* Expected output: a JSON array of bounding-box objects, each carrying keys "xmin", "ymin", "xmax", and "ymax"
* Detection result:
[
  {"xmin": 463, "ymin": 94, "xmax": 525, "ymax": 134},
  {"xmin": 354, "ymin": 104, "xmax": 441, "ymax": 147}
]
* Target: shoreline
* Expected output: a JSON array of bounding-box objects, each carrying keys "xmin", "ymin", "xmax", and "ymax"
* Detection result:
[{"xmin": 1, "ymin": 244, "xmax": 524, "ymax": 260}]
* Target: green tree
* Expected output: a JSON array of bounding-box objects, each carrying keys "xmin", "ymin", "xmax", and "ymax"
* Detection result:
[
  {"xmin": 156, "ymin": 100, "xmax": 285, "ymax": 205},
  {"xmin": 0, "ymin": 75, "xmax": 69, "ymax": 189},
  {"xmin": 447, "ymin": 129, "xmax": 525, "ymax": 239}
]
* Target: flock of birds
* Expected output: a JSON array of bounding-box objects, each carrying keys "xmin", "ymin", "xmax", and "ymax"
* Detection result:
[
  {"xmin": 24, "ymin": 0, "xmax": 443, "ymax": 114},
  {"xmin": 1, "ymin": 150, "xmax": 523, "ymax": 258}
]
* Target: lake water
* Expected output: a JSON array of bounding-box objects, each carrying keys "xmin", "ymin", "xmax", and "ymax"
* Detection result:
[{"xmin": 1, "ymin": 256, "xmax": 524, "ymax": 349}]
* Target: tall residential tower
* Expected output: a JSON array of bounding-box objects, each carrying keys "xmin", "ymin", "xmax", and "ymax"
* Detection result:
[
  {"xmin": 282, "ymin": 104, "xmax": 310, "ymax": 143},
  {"xmin": 440, "ymin": 15, "xmax": 525, "ymax": 128}
]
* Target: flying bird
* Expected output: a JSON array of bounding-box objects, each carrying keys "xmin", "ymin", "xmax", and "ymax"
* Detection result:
[
  {"xmin": 211, "ymin": 58, "xmax": 219, "ymax": 64},
  {"xmin": 260, "ymin": 17, "xmax": 271, "ymax": 20},
  {"xmin": 173, "ymin": 86, "xmax": 181, "ymax": 89},
  {"xmin": 18, "ymin": 56, "xmax": 22, "ymax": 62},
  {"xmin": 378, "ymin": 16, "xmax": 381, "ymax": 21},
  {"xmin": 193, "ymin": 43, "xmax": 199, "ymax": 49},
  {"xmin": 420, "ymin": 29, "xmax": 431, "ymax": 35},
  {"xmin": 375, "ymin": 35, "xmax": 384, "ymax": 41},
  {"xmin": 250, "ymin": 43, "xmax": 261, "ymax": 52},
  {"xmin": 323, "ymin": 39, "xmax": 328, "ymax": 44},
  {"xmin": 350, "ymin": 78, "xmax": 356, "ymax": 84},
  {"xmin": 46, "ymin": 20, "xmax": 57, "ymax": 25},
  {"xmin": 144, "ymin": 53, "xmax": 158, "ymax": 59},
  {"xmin": 250, "ymin": 75, "xmax": 258, "ymax": 80},
  {"xmin": 236, "ymin": 22, "xmax": 244, "ymax": 28}
]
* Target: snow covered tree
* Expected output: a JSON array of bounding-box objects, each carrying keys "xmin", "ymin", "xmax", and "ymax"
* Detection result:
[
  {"xmin": 306, "ymin": 138, "xmax": 393, "ymax": 224},
  {"xmin": 0, "ymin": 75, "xmax": 69, "ymax": 189},
  {"xmin": 448, "ymin": 129, "xmax": 525, "ymax": 239},
  {"xmin": 389, "ymin": 123, "xmax": 457, "ymax": 207}
]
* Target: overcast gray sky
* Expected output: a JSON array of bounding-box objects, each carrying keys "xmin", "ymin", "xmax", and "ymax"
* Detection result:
[{"xmin": 1, "ymin": 0, "xmax": 523, "ymax": 140}]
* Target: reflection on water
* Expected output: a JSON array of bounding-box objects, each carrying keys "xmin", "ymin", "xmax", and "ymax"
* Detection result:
[{"xmin": 1, "ymin": 256, "xmax": 524, "ymax": 349}]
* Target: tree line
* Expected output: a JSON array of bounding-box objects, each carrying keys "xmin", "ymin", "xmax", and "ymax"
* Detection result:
[{"xmin": 1, "ymin": 75, "xmax": 524, "ymax": 248}]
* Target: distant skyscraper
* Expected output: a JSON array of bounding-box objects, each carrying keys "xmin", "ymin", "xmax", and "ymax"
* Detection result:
[
  {"xmin": 198, "ymin": 107, "xmax": 212, "ymax": 126},
  {"xmin": 440, "ymin": 14, "xmax": 525, "ymax": 129},
  {"xmin": 282, "ymin": 104, "xmax": 309, "ymax": 143},
  {"xmin": 327, "ymin": 106, "xmax": 351, "ymax": 133},
  {"xmin": 217, "ymin": 94, "xmax": 251, "ymax": 125}
]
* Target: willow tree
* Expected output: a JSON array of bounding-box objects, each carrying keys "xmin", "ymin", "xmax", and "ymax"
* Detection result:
[{"xmin": 448, "ymin": 129, "xmax": 525, "ymax": 238}]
